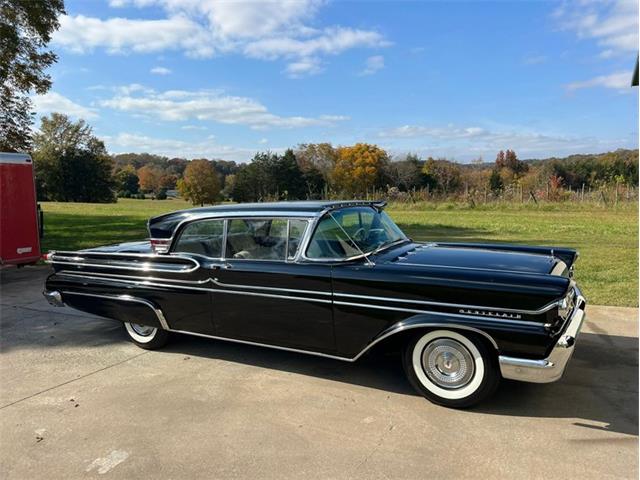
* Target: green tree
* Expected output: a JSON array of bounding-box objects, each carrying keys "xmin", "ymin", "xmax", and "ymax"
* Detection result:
[
  {"xmin": 0, "ymin": 0, "xmax": 66, "ymax": 151},
  {"xmin": 422, "ymin": 158, "xmax": 461, "ymax": 195},
  {"xmin": 32, "ymin": 113, "xmax": 115, "ymax": 202},
  {"xmin": 115, "ymin": 165, "xmax": 139, "ymax": 196},
  {"xmin": 177, "ymin": 159, "xmax": 221, "ymax": 206},
  {"xmin": 275, "ymin": 149, "xmax": 305, "ymax": 199},
  {"xmin": 488, "ymin": 168, "xmax": 504, "ymax": 194}
]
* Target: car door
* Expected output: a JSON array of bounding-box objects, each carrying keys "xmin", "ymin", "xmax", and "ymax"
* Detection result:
[
  {"xmin": 166, "ymin": 217, "xmax": 225, "ymax": 335},
  {"xmin": 210, "ymin": 217, "xmax": 335, "ymax": 354}
]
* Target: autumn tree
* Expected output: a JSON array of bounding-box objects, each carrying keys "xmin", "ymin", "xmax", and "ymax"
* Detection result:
[
  {"xmin": 295, "ymin": 143, "xmax": 336, "ymax": 188},
  {"xmin": 32, "ymin": 113, "xmax": 115, "ymax": 202},
  {"xmin": 137, "ymin": 165, "xmax": 163, "ymax": 196},
  {"xmin": 177, "ymin": 159, "xmax": 221, "ymax": 206},
  {"xmin": 1, "ymin": 0, "xmax": 66, "ymax": 151},
  {"xmin": 332, "ymin": 143, "xmax": 389, "ymax": 197}
]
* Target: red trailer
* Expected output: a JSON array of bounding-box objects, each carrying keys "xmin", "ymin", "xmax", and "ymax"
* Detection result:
[{"xmin": 0, "ymin": 153, "xmax": 42, "ymax": 266}]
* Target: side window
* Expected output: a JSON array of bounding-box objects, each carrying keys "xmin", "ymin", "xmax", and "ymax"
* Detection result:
[
  {"xmin": 288, "ymin": 219, "xmax": 308, "ymax": 260},
  {"xmin": 226, "ymin": 218, "xmax": 288, "ymax": 261},
  {"xmin": 174, "ymin": 220, "xmax": 224, "ymax": 257}
]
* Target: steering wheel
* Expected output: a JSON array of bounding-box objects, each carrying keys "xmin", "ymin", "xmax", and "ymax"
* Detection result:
[{"xmin": 352, "ymin": 227, "xmax": 367, "ymax": 242}]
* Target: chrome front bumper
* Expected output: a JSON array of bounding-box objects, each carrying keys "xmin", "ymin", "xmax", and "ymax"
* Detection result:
[
  {"xmin": 43, "ymin": 290, "xmax": 65, "ymax": 307},
  {"xmin": 498, "ymin": 287, "xmax": 586, "ymax": 383}
]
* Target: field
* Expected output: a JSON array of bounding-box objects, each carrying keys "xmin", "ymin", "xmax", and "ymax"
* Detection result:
[{"xmin": 40, "ymin": 199, "xmax": 638, "ymax": 307}]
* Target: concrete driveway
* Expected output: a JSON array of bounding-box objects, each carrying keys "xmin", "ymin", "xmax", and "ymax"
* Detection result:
[{"xmin": 1, "ymin": 266, "xmax": 637, "ymax": 479}]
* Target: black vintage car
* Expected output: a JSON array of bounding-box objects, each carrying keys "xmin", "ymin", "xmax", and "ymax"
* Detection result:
[{"xmin": 44, "ymin": 201, "xmax": 586, "ymax": 407}]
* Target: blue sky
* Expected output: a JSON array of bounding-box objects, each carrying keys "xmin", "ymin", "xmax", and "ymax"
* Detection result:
[{"xmin": 34, "ymin": 0, "xmax": 639, "ymax": 163}]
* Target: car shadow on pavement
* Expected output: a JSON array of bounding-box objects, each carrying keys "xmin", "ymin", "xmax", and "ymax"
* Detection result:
[
  {"xmin": 476, "ymin": 332, "xmax": 638, "ymax": 437},
  {"xmin": 163, "ymin": 330, "xmax": 638, "ymax": 437},
  {"xmin": 164, "ymin": 332, "xmax": 416, "ymax": 396}
]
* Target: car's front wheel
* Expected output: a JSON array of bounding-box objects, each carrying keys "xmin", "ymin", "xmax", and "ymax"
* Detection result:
[
  {"xmin": 402, "ymin": 329, "xmax": 499, "ymax": 408},
  {"xmin": 123, "ymin": 322, "xmax": 170, "ymax": 350}
]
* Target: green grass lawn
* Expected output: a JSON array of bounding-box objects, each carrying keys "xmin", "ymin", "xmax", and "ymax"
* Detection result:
[{"xmin": 40, "ymin": 199, "xmax": 638, "ymax": 307}]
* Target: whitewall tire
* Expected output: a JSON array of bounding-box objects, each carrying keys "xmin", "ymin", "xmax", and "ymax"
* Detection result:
[
  {"xmin": 123, "ymin": 322, "xmax": 170, "ymax": 350},
  {"xmin": 402, "ymin": 329, "xmax": 499, "ymax": 408}
]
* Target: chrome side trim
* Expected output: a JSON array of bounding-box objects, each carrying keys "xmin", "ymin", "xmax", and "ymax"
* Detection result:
[
  {"xmin": 210, "ymin": 278, "xmax": 332, "ymax": 296},
  {"xmin": 353, "ymin": 323, "xmax": 499, "ymax": 359},
  {"xmin": 57, "ymin": 270, "xmax": 557, "ymax": 316},
  {"xmin": 499, "ymin": 287, "xmax": 586, "ymax": 383},
  {"xmin": 333, "ymin": 300, "xmax": 548, "ymax": 328},
  {"xmin": 58, "ymin": 270, "xmax": 212, "ymax": 285},
  {"xmin": 333, "ymin": 291, "xmax": 560, "ymax": 315},
  {"xmin": 168, "ymin": 322, "xmax": 498, "ymax": 363},
  {"xmin": 48, "ymin": 252, "xmax": 200, "ymax": 273},
  {"xmin": 61, "ymin": 291, "xmax": 170, "ymax": 330},
  {"xmin": 167, "ymin": 329, "xmax": 353, "ymax": 361},
  {"xmin": 58, "ymin": 274, "xmax": 331, "ymax": 305},
  {"xmin": 55, "ymin": 272, "xmax": 549, "ymax": 325},
  {"xmin": 59, "ymin": 291, "xmax": 502, "ymax": 362}
]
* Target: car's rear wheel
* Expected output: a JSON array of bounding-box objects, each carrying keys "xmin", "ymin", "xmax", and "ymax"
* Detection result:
[
  {"xmin": 402, "ymin": 329, "xmax": 499, "ymax": 408},
  {"xmin": 123, "ymin": 322, "xmax": 170, "ymax": 350}
]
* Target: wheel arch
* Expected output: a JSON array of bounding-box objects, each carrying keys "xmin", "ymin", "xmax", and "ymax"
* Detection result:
[{"xmin": 352, "ymin": 314, "xmax": 499, "ymax": 361}]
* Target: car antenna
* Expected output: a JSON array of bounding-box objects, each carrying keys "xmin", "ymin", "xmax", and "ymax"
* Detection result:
[{"xmin": 328, "ymin": 212, "xmax": 375, "ymax": 267}]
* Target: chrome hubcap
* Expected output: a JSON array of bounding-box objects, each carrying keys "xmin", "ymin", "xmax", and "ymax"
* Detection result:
[
  {"xmin": 422, "ymin": 338, "xmax": 475, "ymax": 389},
  {"xmin": 130, "ymin": 323, "xmax": 156, "ymax": 337}
]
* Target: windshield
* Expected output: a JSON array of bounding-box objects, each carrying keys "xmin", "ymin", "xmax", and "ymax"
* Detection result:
[{"xmin": 306, "ymin": 207, "xmax": 407, "ymax": 260}]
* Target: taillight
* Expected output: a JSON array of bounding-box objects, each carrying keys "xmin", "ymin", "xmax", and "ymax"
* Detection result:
[
  {"xmin": 42, "ymin": 252, "xmax": 53, "ymax": 262},
  {"xmin": 150, "ymin": 239, "xmax": 170, "ymax": 254}
]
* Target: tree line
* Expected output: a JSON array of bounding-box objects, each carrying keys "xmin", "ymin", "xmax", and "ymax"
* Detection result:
[{"xmin": 29, "ymin": 113, "xmax": 638, "ymax": 205}]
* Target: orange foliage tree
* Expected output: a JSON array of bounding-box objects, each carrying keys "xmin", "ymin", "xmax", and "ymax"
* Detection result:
[
  {"xmin": 332, "ymin": 143, "xmax": 388, "ymax": 197},
  {"xmin": 177, "ymin": 159, "xmax": 221, "ymax": 206},
  {"xmin": 137, "ymin": 165, "xmax": 163, "ymax": 195}
]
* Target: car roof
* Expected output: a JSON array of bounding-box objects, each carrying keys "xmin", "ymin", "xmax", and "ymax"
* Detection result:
[
  {"xmin": 165, "ymin": 200, "xmax": 385, "ymax": 217},
  {"xmin": 147, "ymin": 200, "xmax": 387, "ymax": 239}
]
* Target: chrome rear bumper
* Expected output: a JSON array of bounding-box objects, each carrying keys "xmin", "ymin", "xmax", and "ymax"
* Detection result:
[{"xmin": 498, "ymin": 287, "xmax": 586, "ymax": 383}]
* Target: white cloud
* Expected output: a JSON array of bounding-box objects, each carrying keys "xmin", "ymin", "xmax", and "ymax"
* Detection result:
[
  {"xmin": 105, "ymin": 132, "xmax": 257, "ymax": 162},
  {"xmin": 181, "ymin": 124, "xmax": 207, "ymax": 130},
  {"xmin": 379, "ymin": 125, "xmax": 487, "ymax": 139},
  {"xmin": 553, "ymin": 0, "xmax": 638, "ymax": 56},
  {"xmin": 360, "ymin": 55, "xmax": 384, "ymax": 75},
  {"xmin": 566, "ymin": 71, "xmax": 633, "ymax": 91},
  {"xmin": 376, "ymin": 123, "xmax": 628, "ymax": 157},
  {"xmin": 258, "ymin": 138, "xmax": 269, "ymax": 144},
  {"xmin": 54, "ymin": 1, "xmax": 388, "ymax": 75},
  {"xmin": 32, "ymin": 92, "xmax": 99, "ymax": 120},
  {"xmin": 54, "ymin": 14, "xmax": 215, "ymax": 57},
  {"xmin": 243, "ymin": 27, "xmax": 388, "ymax": 59},
  {"xmin": 284, "ymin": 57, "xmax": 323, "ymax": 78},
  {"xmin": 150, "ymin": 66, "xmax": 172, "ymax": 75},
  {"xmin": 99, "ymin": 86, "xmax": 349, "ymax": 129}
]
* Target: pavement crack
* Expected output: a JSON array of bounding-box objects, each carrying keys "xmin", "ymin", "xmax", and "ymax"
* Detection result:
[{"xmin": 0, "ymin": 351, "xmax": 149, "ymax": 410}]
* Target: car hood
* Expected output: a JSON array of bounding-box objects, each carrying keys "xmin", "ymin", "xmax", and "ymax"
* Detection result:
[{"xmin": 387, "ymin": 243, "xmax": 558, "ymax": 275}]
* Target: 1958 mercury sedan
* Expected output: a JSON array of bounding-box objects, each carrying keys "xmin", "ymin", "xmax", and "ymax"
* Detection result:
[{"xmin": 43, "ymin": 201, "xmax": 586, "ymax": 408}]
